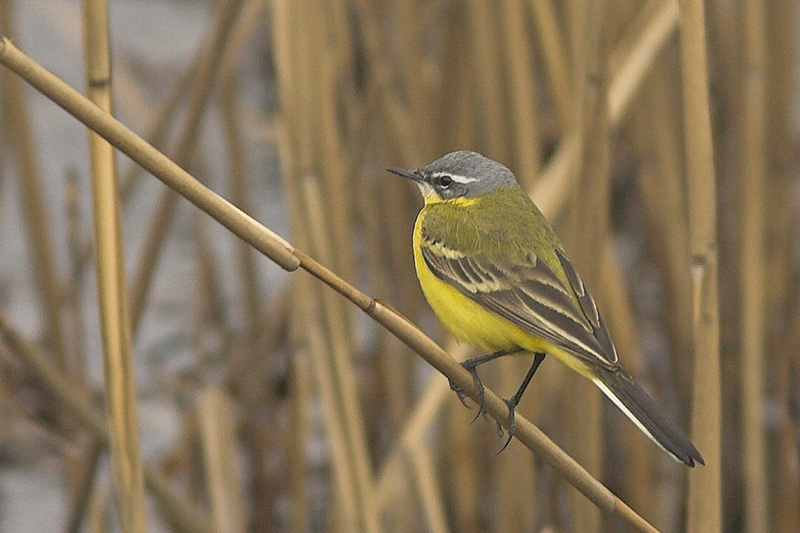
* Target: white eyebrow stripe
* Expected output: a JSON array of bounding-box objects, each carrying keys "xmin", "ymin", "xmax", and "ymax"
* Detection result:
[{"xmin": 431, "ymin": 171, "xmax": 476, "ymax": 184}]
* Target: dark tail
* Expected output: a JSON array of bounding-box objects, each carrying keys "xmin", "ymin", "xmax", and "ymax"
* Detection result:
[{"xmin": 594, "ymin": 367, "xmax": 704, "ymax": 467}]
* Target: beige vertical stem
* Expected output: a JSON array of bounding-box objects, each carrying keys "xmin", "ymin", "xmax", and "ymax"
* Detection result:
[
  {"xmin": 197, "ymin": 387, "xmax": 248, "ymax": 533},
  {"xmin": 739, "ymin": 0, "xmax": 769, "ymax": 532},
  {"xmin": 677, "ymin": 1, "xmax": 722, "ymax": 531},
  {"xmin": 82, "ymin": 1, "xmax": 146, "ymax": 531},
  {"xmin": 569, "ymin": 0, "xmax": 609, "ymax": 530},
  {"xmin": 767, "ymin": 2, "xmax": 800, "ymax": 532}
]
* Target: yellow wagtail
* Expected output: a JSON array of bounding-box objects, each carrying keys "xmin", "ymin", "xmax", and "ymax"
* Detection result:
[{"xmin": 388, "ymin": 150, "xmax": 703, "ymax": 466}]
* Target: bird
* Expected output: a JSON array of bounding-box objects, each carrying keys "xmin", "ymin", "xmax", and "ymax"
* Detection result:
[{"xmin": 387, "ymin": 150, "xmax": 704, "ymax": 466}]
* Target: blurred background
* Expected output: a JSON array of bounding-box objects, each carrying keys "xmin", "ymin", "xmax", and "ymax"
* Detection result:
[{"xmin": 0, "ymin": 0, "xmax": 798, "ymax": 531}]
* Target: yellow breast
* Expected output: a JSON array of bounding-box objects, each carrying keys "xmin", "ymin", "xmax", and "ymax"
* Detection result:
[{"xmin": 413, "ymin": 213, "xmax": 537, "ymax": 352}]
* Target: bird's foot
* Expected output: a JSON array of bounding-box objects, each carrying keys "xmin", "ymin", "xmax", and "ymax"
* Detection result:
[
  {"xmin": 496, "ymin": 396, "xmax": 519, "ymax": 453},
  {"xmin": 449, "ymin": 362, "xmax": 487, "ymax": 423}
]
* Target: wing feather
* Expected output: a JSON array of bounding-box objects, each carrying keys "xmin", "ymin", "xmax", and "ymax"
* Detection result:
[{"xmin": 420, "ymin": 237, "xmax": 618, "ymax": 368}]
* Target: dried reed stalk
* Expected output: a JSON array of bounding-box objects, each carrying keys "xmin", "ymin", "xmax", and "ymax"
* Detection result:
[
  {"xmin": 677, "ymin": 1, "xmax": 722, "ymax": 531},
  {"xmin": 766, "ymin": 2, "xmax": 800, "ymax": 532},
  {"xmin": 607, "ymin": 0, "xmax": 678, "ymax": 127},
  {"xmin": 568, "ymin": 0, "xmax": 610, "ymax": 530},
  {"xmin": 739, "ymin": 0, "xmax": 769, "ymax": 530},
  {"xmin": 82, "ymin": 1, "xmax": 146, "ymax": 530},
  {"xmin": 407, "ymin": 445, "xmax": 449, "ymax": 532},
  {"xmin": 637, "ymin": 59, "xmax": 694, "ymax": 405},
  {"xmin": 197, "ymin": 387, "xmax": 247, "ymax": 533}
]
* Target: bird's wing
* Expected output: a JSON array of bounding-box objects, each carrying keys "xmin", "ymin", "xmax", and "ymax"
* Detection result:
[{"xmin": 420, "ymin": 239, "xmax": 618, "ymax": 369}]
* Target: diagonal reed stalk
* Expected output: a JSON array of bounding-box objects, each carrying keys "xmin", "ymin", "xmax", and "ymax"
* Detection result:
[{"xmin": 0, "ymin": 37, "xmax": 661, "ymax": 533}]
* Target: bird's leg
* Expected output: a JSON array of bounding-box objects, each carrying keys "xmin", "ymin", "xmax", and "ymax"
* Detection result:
[
  {"xmin": 497, "ymin": 352, "xmax": 546, "ymax": 452},
  {"xmin": 450, "ymin": 347, "xmax": 523, "ymax": 421}
]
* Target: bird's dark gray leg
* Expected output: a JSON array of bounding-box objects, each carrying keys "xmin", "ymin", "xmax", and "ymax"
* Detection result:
[
  {"xmin": 497, "ymin": 352, "xmax": 546, "ymax": 452},
  {"xmin": 450, "ymin": 347, "xmax": 524, "ymax": 421}
]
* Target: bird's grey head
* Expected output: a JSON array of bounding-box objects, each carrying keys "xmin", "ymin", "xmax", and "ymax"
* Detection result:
[{"xmin": 387, "ymin": 151, "xmax": 519, "ymax": 200}]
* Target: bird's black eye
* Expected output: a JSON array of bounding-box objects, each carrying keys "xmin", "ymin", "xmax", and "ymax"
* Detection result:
[{"xmin": 440, "ymin": 175, "xmax": 453, "ymax": 187}]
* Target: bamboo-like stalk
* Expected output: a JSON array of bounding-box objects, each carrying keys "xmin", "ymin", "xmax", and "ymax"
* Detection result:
[
  {"xmin": 0, "ymin": 0, "xmax": 68, "ymax": 370},
  {"xmin": 739, "ymin": 0, "xmax": 769, "ymax": 530},
  {"xmin": 81, "ymin": 1, "xmax": 146, "ymax": 530},
  {"xmin": 374, "ymin": 366, "xmax": 453, "ymax": 502},
  {"xmin": 444, "ymin": 393, "xmax": 484, "ymax": 532},
  {"xmin": 767, "ymin": 3, "xmax": 800, "ymax": 532},
  {"xmin": 0, "ymin": 309, "xmax": 212, "ymax": 532},
  {"xmin": 197, "ymin": 387, "xmax": 248, "ymax": 533},
  {"xmin": 376, "ymin": 343, "xmax": 476, "ymax": 527},
  {"xmin": 569, "ymin": 0, "xmax": 610, "ymax": 530},
  {"xmin": 274, "ymin": 1, "xmax": 370, "ymax": 526},
  {"xmin": 391, "ymin": 1, "xmax": 436, "ymax": 163},
  {"xmin": 0, "ymin": 38, "xmax": 663, "ymax": 532},
  {"xmin": 676, "ymin": 1, "xmax": 722, "ymax": 531},
  {"xmin": 116, "ymin": 61, "xmax": 195, "ymax": 204},
  {"xmin": 355, "ymin": 168, "xmax": 412, "ymax": 430},
  {"xmin": 192, "ymin": 210, "xmax": 230, "ymax": 351},
  {"xmin": 624, "ymin": 57, "xmax": 690, "ymax": 528}
]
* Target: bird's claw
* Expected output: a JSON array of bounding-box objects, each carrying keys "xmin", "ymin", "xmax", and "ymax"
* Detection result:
[
  {"xmin": 449, "ymin": 382, "xmax": 471, "ymax": 408},
  {"xmin": 449, "ymin": 363, "xmax": 487, "ymax": 423},
  {"xmin": 496, "ymin": 397, "xmax": 517, "ymax": 454}
]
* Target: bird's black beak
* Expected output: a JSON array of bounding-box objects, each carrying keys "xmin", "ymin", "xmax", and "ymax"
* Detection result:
[{"xmin": 386, "ymin": 166, "xmax": 422, "ymax": 182}]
